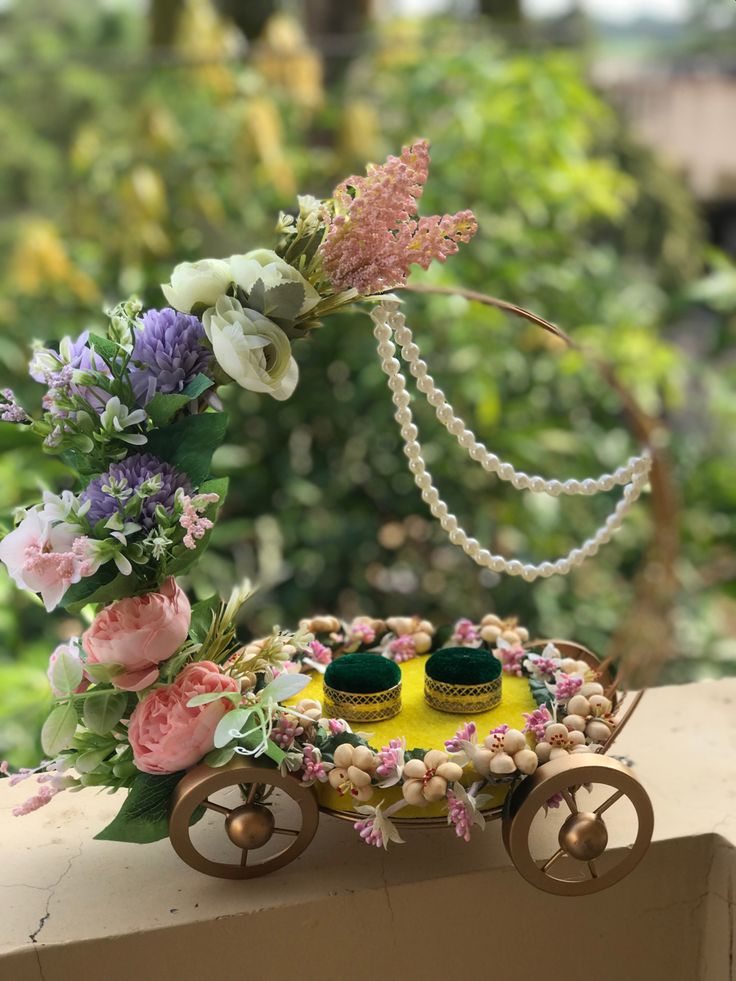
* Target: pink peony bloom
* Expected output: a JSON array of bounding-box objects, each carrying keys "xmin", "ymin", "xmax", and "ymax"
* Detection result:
[
  {"xmin": 83, "ymin": 578, "xmax": 191, "ymax": 691},
  {"xmin": 0, "ymin": 510, "xmax": 92, "ymax": 611},
  {"xmin": 128, "ymin": 660, "xmax": 239, "ymax": 774},
  {"xmin": 319, "ymin": 139, "xmax": 477, "ymax": 295}
]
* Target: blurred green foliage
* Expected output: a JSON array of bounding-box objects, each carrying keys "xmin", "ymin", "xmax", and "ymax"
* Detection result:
[{"xmin": 0, "ymin": 1, "xmax": 734, "ymax": 766}]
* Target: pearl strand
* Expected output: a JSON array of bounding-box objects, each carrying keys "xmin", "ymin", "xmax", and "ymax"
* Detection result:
[
  {"xmin": 371, "ymin": 298, "xmax": 650, "ymax": 582},
  {"xmin": 381, "ymin": 304, "xmax": 651, "ymax": 495}
]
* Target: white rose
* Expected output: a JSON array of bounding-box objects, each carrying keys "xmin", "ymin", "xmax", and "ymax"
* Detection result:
[
  {"xmin": 229, "ymin": 249, "xmax": 320, "ymax": 315},
  {"xmin": 202, "ymin": 295, "xmax": 299, "ymax": 401},
  {"xmin": 161, "ymin": 258, "xmax": 233, "ymax": 313}
]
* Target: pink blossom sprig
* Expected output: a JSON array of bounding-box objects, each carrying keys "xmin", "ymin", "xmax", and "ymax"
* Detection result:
[
  {"xmin": 178, "ymin": 492, "xmax": 219, "ymax": 550},
  {"xmin": 496, "ymin": 638, "xmax": 526, "ymax": 677},
  {"xmin": 298, "ymin": 744, "xmax": 328, "ymax": 786},
  {"xmin": 552, "ymin": 672, "xmax": 583, "ymax": 701},
  {"xmin": 319, "ymin": 139, "xmax": 477, "ymax": 296},
  {"xmin": 307, "ymin": 639, "xmax": 332, "ymax": 666},
  {"xmin": 450, "ymin": 618, "xmax": 481, "ymax": 647},
  {"xmin": 444, "ymin": 721, "xmax": 477, "ymax": 753},
  {"xmin": 375, "ymin": 737, "xmax": 406, "ymax": 786},
  {"xmin": 270, "ymin": 715, "xmax": 304, "ymax": 751},
  {"xmin": 384, "ymin": 634, "xmax": 418, "ymax": 663},
  {"xmin": 522, "ymin": 705, "xmax": 553, "ymax": 741}
]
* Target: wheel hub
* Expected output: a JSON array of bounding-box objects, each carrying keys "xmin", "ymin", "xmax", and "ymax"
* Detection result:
[
  {"xmin": 558, "ymin": 810, "xmax": 608, "ymax": 861},
  {"xmin": 225, "ymin": 804, "xmax": 275, "ymax": 849}
]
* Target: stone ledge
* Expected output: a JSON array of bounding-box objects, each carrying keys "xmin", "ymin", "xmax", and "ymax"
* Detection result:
[{"xmin": 1, "ymin": 679, "xmax": 735, "ymax": 981}]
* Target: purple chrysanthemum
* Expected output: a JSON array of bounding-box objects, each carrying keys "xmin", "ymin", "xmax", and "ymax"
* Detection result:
[
  {"xmin": 130, "ymin": 308, "xmax": 212, "ymax": 405},
  {"xmin": 80, "ymin": 452, "xmax": 192, "ymax": 530}
]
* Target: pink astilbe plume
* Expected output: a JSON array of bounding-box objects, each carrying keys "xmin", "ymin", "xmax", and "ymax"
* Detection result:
[{"xmin": 319, "ymin": 139, "xmax": 477, "ymax": 295}]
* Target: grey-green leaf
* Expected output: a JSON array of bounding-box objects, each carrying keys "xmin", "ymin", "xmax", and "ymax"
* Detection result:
[
  {"xmin": 49, "ymin": 648, "xmax": 83, "ymax": 695},
  {"xmin": 41, "ymin": 702, "xmax": 78, "ymax": 756},
  {"xmin": 83, "ymin": 692, "xmax": 128, "ymax": 735}
]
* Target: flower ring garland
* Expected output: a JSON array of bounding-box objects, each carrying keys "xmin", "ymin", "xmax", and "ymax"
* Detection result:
[{"xmin": 0, "ymin": 140, "xmax": 639, "ymax": 861}]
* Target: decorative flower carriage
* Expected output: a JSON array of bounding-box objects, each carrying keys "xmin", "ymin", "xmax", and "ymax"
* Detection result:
[
  {"xmin": 0, "ymin": 140, "xmax": 656, "ymax": 899},
  {"xmin": 168, "ymin": 637, "xmax": 653, "ymax": 896}
]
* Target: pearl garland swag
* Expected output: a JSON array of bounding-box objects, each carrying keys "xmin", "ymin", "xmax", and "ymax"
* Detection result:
[{"xmin": 371, "ymin": 298, "xmax": 652, "ymax": 583}]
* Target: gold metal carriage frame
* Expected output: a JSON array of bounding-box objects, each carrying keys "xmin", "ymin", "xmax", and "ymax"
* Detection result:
[{"xmin": 169, "ymin": 641, "xmax": 652, "ymax": 897}]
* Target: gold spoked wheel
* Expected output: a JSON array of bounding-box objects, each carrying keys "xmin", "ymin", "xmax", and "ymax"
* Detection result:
[
  {"xmin": 169, "ymin": 757, "xmax": 319, "ymax": 879},
  {"xmin": 502, "ymin": 754, "xmax": 653, "ymax": 896}
]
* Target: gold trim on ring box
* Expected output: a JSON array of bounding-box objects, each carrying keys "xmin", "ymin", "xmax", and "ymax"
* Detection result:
[
  {"xmin": 323, "ymin": 681, "xmax": 402, "ymax": 722},
  {"xmin": 424, "ymin": 675, "xmax": 501, "ymax": 714}
]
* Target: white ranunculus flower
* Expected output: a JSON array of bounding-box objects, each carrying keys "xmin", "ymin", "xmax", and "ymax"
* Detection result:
[
  {"xmin": 161, "ymin": 258, "xmax": 233, "ymax": 313},
  {"xmin": 202, "ymin": 295, "xmax": 299, "ymax": 401},
  {"xmin": 229, "ymin": 249, "xmax": 320, "ymax": 315}
]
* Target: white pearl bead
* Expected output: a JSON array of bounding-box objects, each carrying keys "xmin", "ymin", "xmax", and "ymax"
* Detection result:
[{"xmin": 369, "ymin": 299, "xmax": 652, "ymax": 584}]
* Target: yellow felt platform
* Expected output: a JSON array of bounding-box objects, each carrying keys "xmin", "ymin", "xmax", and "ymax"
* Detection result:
[{"xmin": 290, "ymin": 655, "xmax": 538, "ymax": 821}]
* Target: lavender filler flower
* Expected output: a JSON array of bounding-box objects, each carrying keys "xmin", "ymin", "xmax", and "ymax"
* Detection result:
[
  {"xmin": 130, "ymin": 308, "xmax": 212, "ymax": 405},
  {"xmin": 80, "ymin": 452, "xmax": 192, "ymax": 530}
]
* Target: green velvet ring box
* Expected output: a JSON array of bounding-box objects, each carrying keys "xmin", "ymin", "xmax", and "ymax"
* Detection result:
[
  {"xmin": 324, "ymin": 653, "xmax": 402, "ymax": 722},
  {"xmin": 424, "ymin": 647, "xmax": 502, "ymax": 713}
]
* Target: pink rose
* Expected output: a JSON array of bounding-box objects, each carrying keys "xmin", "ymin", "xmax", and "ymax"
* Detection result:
[
  {"xmin": 128, "ymin": 661, "xmax": 240, "ymax": 774},
  {"xmin": 83, "ymin": 578, "xmax": 191, "ymax": 691}
]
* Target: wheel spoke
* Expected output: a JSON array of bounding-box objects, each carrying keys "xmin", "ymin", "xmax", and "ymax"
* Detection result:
[
  {"xmin": 588, "ymin": 860, "xmax": 598, "ymax": 879},
  {"xmin": 595, "ymin": 788, "xmax": 625, "ymax": 816},
  {"xmin": 246, "ymin": 783, "xmax": 262, "ymax": 804},
  {"xmin": 273, "ymin": 827, "xmax": 299, "ymax": 837},
  {"xmin": 541, "ymin": 848, "xmax": 565, "ymax": 873},
  {"xmin": 561, "ymin": 789, "xmax": 578, "ymax": 814},
  {"xmin": 203, "ymin": 798, "xmax": 230, "ymax": 816},
  {"xmin": 240, "ymin": 849, "xmax": 249, "ymax": 867}
]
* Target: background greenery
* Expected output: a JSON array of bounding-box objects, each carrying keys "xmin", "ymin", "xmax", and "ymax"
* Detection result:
[{"xmin": 1, "ymin": 0, "xmax": 734, "ymax": 766}]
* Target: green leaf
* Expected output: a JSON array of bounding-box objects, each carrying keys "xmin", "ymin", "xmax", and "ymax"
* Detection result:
[
  {"xmin": 94, "ymin": 771, "xmax": 204, "ymax": 844},
  {"xmin": 204, "ymin": 746, "xmax": 236, "ymax": 768},
  {"xmin": 83, "ymin": 692, "xmax": 128, "ymax": 735},
  {"xmin": 248, "ymin": 279, "xmax": 304, "ymax": 325},
  {"xmin": 189, "ymin": 594, "xmax": 220, "ymax": 644},
  {"xmin": 214, "ymin": 706, "xmax": 251, "ymax": 748},
  {"xmin": 41, "ymin": 702, "xmax": 78, "ymax": 756},
  {"xmin": 75, "ymin": 747, "xmax": 112, "ymax": 774},
  {"xmin": 50, "ymin": 648, "xmax": 83, "ymax": 695},
  {"xmin": 61, "ymin": 567, "xmax": 139, "ymax": 614},
  {"xmin": 145, "ymin": 411, "xmax": 229, "ymax": 485},
  {"xmin": 88, "ymin": 333, "xmax": 122, "ymax": 363},
  {"xmin": 145, "ymin": 374, "xmax": 214, "ymax": 427},
  {"xmin": 84, "ymin": 662, "xmax": 124, "ymax": 684}
]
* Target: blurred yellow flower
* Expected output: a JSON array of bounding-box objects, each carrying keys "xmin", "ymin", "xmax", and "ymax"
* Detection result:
[{"xmin": 10, "ymin": 221, "xmax": 98, "ymax": 302}]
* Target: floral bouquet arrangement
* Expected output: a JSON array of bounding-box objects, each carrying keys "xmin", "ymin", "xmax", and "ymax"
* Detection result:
[
  {"xmin": 0, "ymin": 142, "xmax": 648, "ymax": 884},
  {"xmin": 0, "ymin": 140, "xmax": 480, "ymax": 839}
]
